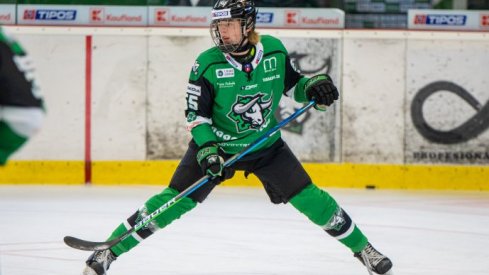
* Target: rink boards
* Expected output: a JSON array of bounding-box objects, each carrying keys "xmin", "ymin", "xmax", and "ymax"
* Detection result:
[
  {"xmin": 1, "ymin": 160, "xmax": 488, "ymax": 190},
  {"xmin": 1, "ymin": 27, "xmax": 488, "ymax": 189}
]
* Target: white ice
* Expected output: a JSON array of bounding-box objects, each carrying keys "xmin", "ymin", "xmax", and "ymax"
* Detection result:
[{"xmin": 0, "ymin": 185, "xmax": 488, "ymax": 275}]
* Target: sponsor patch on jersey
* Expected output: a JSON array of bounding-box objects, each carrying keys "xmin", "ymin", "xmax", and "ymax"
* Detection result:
[
  {"xmin": 216, "ymin": 68, "xmax": 235, "ymax": 78},
  {"xmin": 217, "ymin": 81, "xmax": 235, "ymax": 88},
  {"xmin": 255, "ymin": 49, "xmax": 264, "ymax": 65},
  {"xmin": 263, "ymin": 74, "xmax": 280, "ymax": 82},
  {"xmin": 187, "ymin": 83, "xmax": 201, "ymax": 95},
  {"xmin": 241, "ymin": 84, "xmax": 258, "ymax": 90},
  {"xmin": 263, "ymin": 57, "xmax": 277, "ymax": 72}
]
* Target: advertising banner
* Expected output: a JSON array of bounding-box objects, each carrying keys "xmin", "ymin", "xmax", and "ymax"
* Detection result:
[
  {"xmin": 18, "ymin": 5, "xmax": 84, "ymax": 25},
  {"xmin": 87, "ymin": 6, "xmax": 147, "ymax": 26},
  {"xmin": 17, "ymin": 5, "xmax": 147, "ymax": 26},
  {"xmin": 15, "ymin": 6, "xmax": 343, "ymax": 28},
  {"xmin": 406, "ymin": 39, "xmax": 489, "ymax": 164},
  {"xmin": 148, "ymin": 7, "xmax": 344, "ymax": 29},
  {"xmin": 0, "ymin": 4, "xmax": 15, "ymax": 25},
  {"xmin": 408, "ymin": 9, "xmax": 488, "ymax": 31}
]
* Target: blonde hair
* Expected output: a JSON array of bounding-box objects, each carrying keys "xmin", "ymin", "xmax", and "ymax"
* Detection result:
[{"xmin": 248, "ymin": 30, "xmax": 260, "ymax": 45}]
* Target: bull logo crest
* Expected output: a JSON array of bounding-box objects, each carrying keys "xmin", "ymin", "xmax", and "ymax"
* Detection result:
[{"xmin": 228, "ymin": 93, "xmax": 272, "ymax": 133}]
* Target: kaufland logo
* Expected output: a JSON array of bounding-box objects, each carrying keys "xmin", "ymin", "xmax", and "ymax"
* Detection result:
[
  {"xmin": 155, "ymin": 8, "xmax": 206, "ymax": 24},
  {"xmin": 285, "ymin": 10, "xmax": 339, "ymax": 26},
  {"xmin": 89, "ymin": 8, "xmax": 142, "ymax": 23},
  {"xmin": 481, "ymin": 14, "xmax": 489, "ymax": 27},
  {"xmin": 23, "ymin": 9, "xmax": 77, "ymax": 21},
  {"xmin": 414, "ymin": 14, "xmax": 467, "ymax": 26},
  {"xmin": 0, "ymin": 13, "xmax": 12, "ymax": 22},
  {"xmin": 155, "ymin": 8, "xmax": 169, "ymax": 23},
  {"xmin": 90, "ymin": 8, "xmax": 104, "ymax": 23},
  {"xmin": 285, "ymin": 10, "xmax": 300, "ymax": 25}
]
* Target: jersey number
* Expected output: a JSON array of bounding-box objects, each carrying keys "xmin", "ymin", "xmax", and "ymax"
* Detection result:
[{"xmin": 187, "ymin": 94, "xmax": 199, "ymax": 111}]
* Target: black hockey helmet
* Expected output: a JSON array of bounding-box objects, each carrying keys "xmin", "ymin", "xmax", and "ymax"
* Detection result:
[{"xmin": 210, "ymin": 0, "xmax": 258, "ymax": 53}]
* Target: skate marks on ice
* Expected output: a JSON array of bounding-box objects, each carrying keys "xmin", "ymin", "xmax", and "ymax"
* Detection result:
[{"xmin": 0, "ymin": 185, "xmax": 488, "ymax": 274}]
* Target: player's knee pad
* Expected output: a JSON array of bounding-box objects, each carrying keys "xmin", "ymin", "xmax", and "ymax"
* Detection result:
[
  {"xmin": 0, "ymin": 106, "xmax": 44, "ymax": 138},
  {"xmin": 289, "ymin": 184, "xmax": 339, "ymax": 226}
]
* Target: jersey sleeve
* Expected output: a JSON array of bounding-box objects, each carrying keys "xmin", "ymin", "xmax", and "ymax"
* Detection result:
[
  {"xmin": 185, "ymin": 58, "xmax": 218, "ymax": 147},
  {"xmin": 270, "ymin": 36, "xmax": 309, "ymax": 103}
]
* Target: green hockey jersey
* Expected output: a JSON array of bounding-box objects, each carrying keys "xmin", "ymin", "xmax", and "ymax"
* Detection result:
[
  {"xmin": 0, "ymin": 27, "xmax": 26, "ymax": 56},
  {"xmin": 185, "ymin": 35, "xmax": 310, "ymax": 154}
]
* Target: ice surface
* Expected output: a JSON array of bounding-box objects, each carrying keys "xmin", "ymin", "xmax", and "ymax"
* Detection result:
[{"xmin": 0, "ymin": 185, "xmax": 488, "ymax": 275}]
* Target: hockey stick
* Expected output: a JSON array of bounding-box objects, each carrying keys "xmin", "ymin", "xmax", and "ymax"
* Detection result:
[{"xmin": 64, "ymin": 100, "xmax": 316, "ymax": 251}]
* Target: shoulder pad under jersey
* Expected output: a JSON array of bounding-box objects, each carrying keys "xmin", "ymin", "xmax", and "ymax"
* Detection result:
[{"xmin": 260, "ymin": 35, "xmax": 288, "ymax": 55}]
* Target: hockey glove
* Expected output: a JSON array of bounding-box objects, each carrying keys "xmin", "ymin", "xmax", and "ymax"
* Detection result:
[
  {"xmin": 196, "ymin": 142, "xmax": 235, "ymax": 182},
  {"xmin": 304, "ymin": 74, "xmax": 339, "ymax": 111}
]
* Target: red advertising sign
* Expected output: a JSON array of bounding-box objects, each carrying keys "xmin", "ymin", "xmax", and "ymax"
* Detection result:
[
  {"xmin": 481, "ymin": 14, "xmax": 489, "ymax": 27},
  {"xmin": 285, "ymin": 10, "xmax": 300, "ymax": 26},
  {"xmin": 155, "ymin": 8, "xmax": 169, "ymax": 24},
  {"xmin": 90, "ymin": 8, "xmax": 104, "ymax": 23}
]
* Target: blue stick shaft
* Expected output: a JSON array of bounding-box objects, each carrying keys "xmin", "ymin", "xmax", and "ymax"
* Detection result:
[{"xmin": 132, "ymin": 101, "xmax": 315, "ymax": 234}]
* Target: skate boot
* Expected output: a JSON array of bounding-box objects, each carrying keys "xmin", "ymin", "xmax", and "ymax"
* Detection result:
[
  {"xmin": 354, "ymin": 242, "xmax": 393, "ymax": 275},
  {"xmin": 83, "ymin": 249, "xmax": 117, "ymax": 275}
]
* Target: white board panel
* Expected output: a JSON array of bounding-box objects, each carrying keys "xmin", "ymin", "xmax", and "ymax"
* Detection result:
[
  {"xmin": 11, "ymin": 34, "xmax": 86, "ymax": 160},
  {"xmin": 406, "ymin": 39, "xmax": 489, "ymax": 164},
  {"xmin": 342, "ymin": 38, "xmax": 405, "ymax": 163},
  {"xmin": 91, "ymin": 36, "xmax": 148, "ymax": 160}
]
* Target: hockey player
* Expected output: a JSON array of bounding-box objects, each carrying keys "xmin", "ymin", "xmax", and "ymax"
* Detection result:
[
  {"xmin": 0, "ymin": 27, "xmax": 44, "ymax": 166},
  {"xmin": 82, "ymin": 1, "xmax": 393, "ymax": 274}
]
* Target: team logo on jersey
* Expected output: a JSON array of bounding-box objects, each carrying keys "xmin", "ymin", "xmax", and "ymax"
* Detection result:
[
  {"xmin": 228, "ymin": 93, "xmax": 272, "ymax": 133},
  {"xmin": 192, "ymin": 61, "xmax": 200, "ymax": 75}
]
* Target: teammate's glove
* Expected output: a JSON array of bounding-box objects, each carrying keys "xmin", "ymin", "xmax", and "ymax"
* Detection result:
[
  {"xmin": 196, "ymin": 142, "xmax": 234, "ymax": 182},
  {"xmin": 304, "ymin": 74, "xmax": 339, "ymax": 110}
]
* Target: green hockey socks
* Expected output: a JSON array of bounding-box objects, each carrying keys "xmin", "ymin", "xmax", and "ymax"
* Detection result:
[
  {"xmin": 109, "ymin": 187, "xmax": 197, "ymax": 256},
  {"xmin": 289, "ymin": 184, "xmax": 368, "ymax": 253},
  {"xmin": 0, "ymin": 121, "xmax": 28, "ymax": 165}
]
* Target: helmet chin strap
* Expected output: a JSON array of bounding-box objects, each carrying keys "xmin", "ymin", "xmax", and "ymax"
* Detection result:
[
  {"xmin": 233, "ymin": 38, "xmax": 251, "ymax": 54},
  {"xmin": 232, "ymin": 24, "xmax": 251, "ymax": 54}
]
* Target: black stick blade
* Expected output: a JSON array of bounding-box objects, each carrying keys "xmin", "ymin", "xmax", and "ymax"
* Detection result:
[{"xmin": 64, "ymin": 236, "xmax": 119, "ymax": 251}]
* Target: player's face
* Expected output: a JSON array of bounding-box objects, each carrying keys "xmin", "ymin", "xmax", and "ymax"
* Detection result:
[{"xmin": 217, "ymin": 19, "xmax": 243, "ymax": 45}]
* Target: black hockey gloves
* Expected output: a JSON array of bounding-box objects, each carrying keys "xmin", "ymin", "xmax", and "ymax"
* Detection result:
[
  {"xmin": 304, "ymin": 74, "xmax": 339, "ymax": 110},
  {"xmin": 196, "ymin": 142, "xmax": 235, "ymax": 183}
]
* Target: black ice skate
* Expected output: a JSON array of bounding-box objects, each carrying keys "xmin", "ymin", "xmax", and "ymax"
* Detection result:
[
  {"xmin": 354, "ymin": 243, "xmax": 393, "ymax": 275},
  {"xmin": 83, "ymin": 249, "xmax": 117, "ymax": 275}
]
